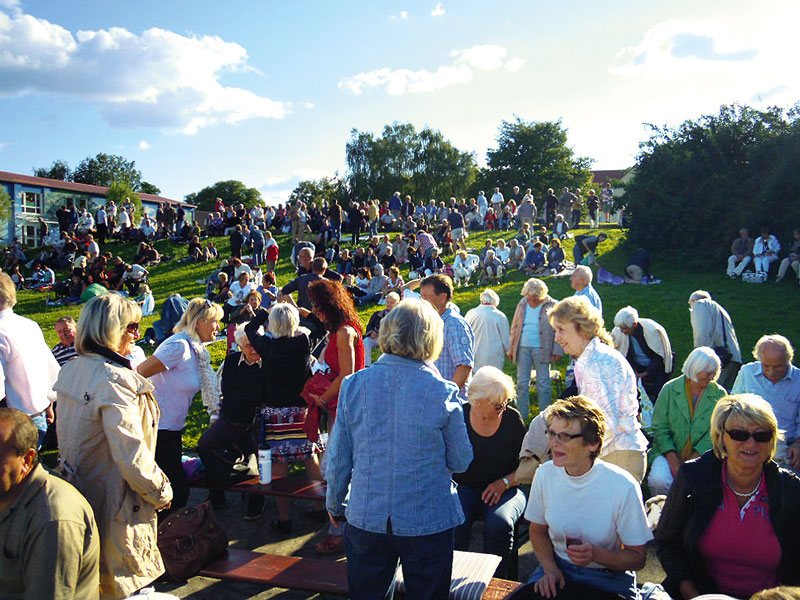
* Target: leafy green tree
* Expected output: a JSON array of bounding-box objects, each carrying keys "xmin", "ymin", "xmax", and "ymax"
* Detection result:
[
  {"xmin": 192, "ymin": 180, "xmax": 262, "ymax": 211},
  {"xmin": 0, "ymin": 186, "xmax": 10, "ymax": 223},
  {"xmin": 33, "ymin": 160, "xmax": 71, "ymax": 181},
  {"xmin": 139, "ymin": 181, "xmax": 161, "ymax": 195},
  {"xmin": 481, "ymin": 117, "xmax": 594, "ymax": 199},
  {"xmin": 289, "ymin": 176, "xmax": 345, "ymax": 207},
  {"xmin": 72, "ymin": 153, "xmax": 143, "ymax": 190},
  {"xmin": 105, "ymin": 182, "xmax": 143, "ymax": 225},
  {"xmin": 345, "ymin": 122, "xmax": 477, "ymax": 202},
  {"xmin": 623, "ymin": 104, "xmax": 799, "ymax": 266}
]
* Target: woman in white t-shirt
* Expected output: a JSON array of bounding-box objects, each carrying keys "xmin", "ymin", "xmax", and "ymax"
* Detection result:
[
  {"xmin": 523, "ymin": 396, "xmax": 652, "ymax": 600},
  {"xmin": 138, "ymin": 298, "xmax": 224, "ymax": 512}
]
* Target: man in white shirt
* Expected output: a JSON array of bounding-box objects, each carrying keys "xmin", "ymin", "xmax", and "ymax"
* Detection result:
[
  {"xmin": 121, "ymin": 263, "xmax": 149, "ymax": 294},
  {"xmin": 465, "ymin": 288, "xmax": 510, "ymax": 371},
  {"xmin": 752, "ymin": 226, "xmax": 781, "ymax": 276},
  {"xmin": 0, "ymin": 273, "xmax": 60, "ymax": 447},
  {"xmin": 95, "ymin": 205, "xmax": 108, "ymax": 244},
  {"xmin": 490, "ymin": 187, "xmax": 504, "ymax": 211}
]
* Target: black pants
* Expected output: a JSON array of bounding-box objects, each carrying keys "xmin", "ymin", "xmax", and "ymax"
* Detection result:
[{"xmin": 155, "ymin": 429, "xmax": 189, "ymax": 512}]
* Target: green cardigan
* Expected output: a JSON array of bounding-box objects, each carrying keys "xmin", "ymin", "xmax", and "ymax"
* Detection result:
[{"xmin": 649, "ymin": 375, "xmax": 727, "ymax": 463}]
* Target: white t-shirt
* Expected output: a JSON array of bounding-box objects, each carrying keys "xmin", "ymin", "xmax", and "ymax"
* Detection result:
[
  {"xmin": 149, "ymin": 333, "xmax": 201, "ymax": 431},
  {"xmin": 525, "ymin": 460, "xmax": 652, "ymax": 569},
  {"xmin": 227, "ymin": 281, "xmax": 253, "ymax": 306}
]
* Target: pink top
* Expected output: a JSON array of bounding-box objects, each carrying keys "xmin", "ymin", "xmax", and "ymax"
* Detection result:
[{"xmin": 698, "ymin": 466, "xmax": 780, "ymax": 597}]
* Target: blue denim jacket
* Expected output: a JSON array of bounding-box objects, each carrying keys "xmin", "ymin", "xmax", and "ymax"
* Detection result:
[{"xmin": 326, "ymin": 354, "xmax": 473, "ymax": 536}]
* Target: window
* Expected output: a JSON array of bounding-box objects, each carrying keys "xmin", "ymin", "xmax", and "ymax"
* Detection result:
[
  {"xmin": 22, "ymin": 224, "xmax": 41, "ymax": 247},
  {"xmin": 22, "ymin": 192, "xmax": 42, "ymax": 214}
]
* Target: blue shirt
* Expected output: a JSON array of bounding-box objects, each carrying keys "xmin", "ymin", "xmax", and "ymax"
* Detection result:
[
  {"xmin": 520, "ymin": 303, "xmax": 542, "ymax": 348},
  {"xmin": 733, "ymin": 362, "xmax": 800, "ymax": 441},
  {"xmin": 435, "ymin": 306, "xmax": 475, "ymax": 402},
  {"xmin": 630, "ymin": 336, "xmax": 652, "ymax": 367},
  {"xmin": 448, "ymin": 210, "xmax": 465, "ymax": 230},
  {"xmin": 575, "ymin": 284, "xmax": 603, "ymax": 315},
  {"xmin": 325, "ymin": 354, "xmax": 473, "ymax": 535},
  {"xmin": 524, "ymin": 249, "xmax": 545, "ymax": 268}
]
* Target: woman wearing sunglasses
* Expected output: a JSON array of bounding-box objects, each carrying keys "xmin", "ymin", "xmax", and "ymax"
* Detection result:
[{"xmin": 656, "ymin": 394, "xmax": 800, "ymax": 599}]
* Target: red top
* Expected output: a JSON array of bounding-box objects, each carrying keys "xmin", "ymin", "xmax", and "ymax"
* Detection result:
[
  {"xmin": 697, "ymin": 466, "xmax": 780, "ymax": 597},
  {"xmin": 266, "ymin": 244, "xmax": 279, "ymax": 261},
  {"xmin": 324, "ymin": 322, "xmax": 365, "ymax": 400}
]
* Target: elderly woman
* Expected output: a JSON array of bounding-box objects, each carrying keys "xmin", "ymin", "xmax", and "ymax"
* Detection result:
[
  {"xmin": 465, "ymin": 289, "xmax": 510, "ymax": 371},
  {"xmin": 648, "ymin": 347, "xmax": 727, "ymax": 496},
  {"xmin": 137, "ymin": 298, "xmax": 224, "ymax": 511},
  {"xmin": 244, "ymin": 303, "xmax": 320, "ymax": 530},
  {"xmin": 56, "ymin": 294, "xmax": 172, "ymax": 598},
  {"xmin": 326, "ymin": 299, "xmax": 473, "ymax": 600},
  {"xmin": 548, "ymin": 297, "xmax": 648, "ymax": 482},
  {"xmin": 455, "ymin": 366, "xmax": 526, "ymax": 578},
  {"xmin": 656, "ymin": 394, "xmax": 800, "ymax": 599},
  {"xmin": 546, "ymin": 238, "xmax": 566, "ymax": 273},
  {"xmin": 452, "ymin": 249, "xmax": 478, "ymax": 287},
  {"xmin": 525, "ymin": 396, "xmax": 652, "ymax": 600},
  {"xmin": 508, "ymin": 278, "xmax": 562, "ymax": 419}
]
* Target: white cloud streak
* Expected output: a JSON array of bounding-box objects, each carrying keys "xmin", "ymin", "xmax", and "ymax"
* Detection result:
[
  {"xmin": 0, "ymin": 7, "xmax": 288, "ymax": 134},
  {"xmin": 138, "ymin": 140, "xmax": 150, "ymax": 150},
  {"xmin": 431, "ymin": 3, "xmax": 445, "ymax": 17},
  {"xmin": 339, "ymin": 44, "xmax": 523, "ymax": 95}
]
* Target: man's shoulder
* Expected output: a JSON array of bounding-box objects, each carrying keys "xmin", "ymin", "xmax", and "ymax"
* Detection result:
[{"xmin": 23, "ymin": 466, "xmax": 95, "ymax": 524}]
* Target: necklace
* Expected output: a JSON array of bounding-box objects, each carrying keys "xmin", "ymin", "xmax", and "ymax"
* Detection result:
[{"xmin": 727, "ymin": 474, "xmax": 762, "ymax": 498}]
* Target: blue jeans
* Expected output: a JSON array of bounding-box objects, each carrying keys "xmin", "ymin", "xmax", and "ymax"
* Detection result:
[
  {"xmin": 252, "ymin": 243, "xmax": 264, "ymax": 266},
  {"xmin": 455, "ymin": 485, "xmax": 526, "ymax": 578},
  {"xmin": 31, "ymin": 411, "xmax": 48, "ymax": 449},
  {"xmin": 515, "ymin": 346, "xmax": 552, "ymax": 419},
  {"xmin": 529, "ymin": 554, "xmax": 638, "ymax": 600},
  {"xmin": 345, "ymin": 523, "xmax": 454, "ymax": 600},
  {"xmin": 355, "ymin": 292, "xmax": 382, "ymax": 306}
]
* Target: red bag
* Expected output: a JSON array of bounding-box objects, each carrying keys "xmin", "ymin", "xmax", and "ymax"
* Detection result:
[{"xmin": 301, "ymin": 372, "xmax": 336, "ymax": 442}]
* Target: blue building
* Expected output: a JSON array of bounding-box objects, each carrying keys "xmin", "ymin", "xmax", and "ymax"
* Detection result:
[{"xmin": 0, "ymin": 170, "xmax": 194, "ymax": 246}]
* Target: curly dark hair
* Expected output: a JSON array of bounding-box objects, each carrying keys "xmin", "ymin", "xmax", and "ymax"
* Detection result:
[{"xmin": 307, "ymin": 279, "xmax": 363, "ymax": 335}]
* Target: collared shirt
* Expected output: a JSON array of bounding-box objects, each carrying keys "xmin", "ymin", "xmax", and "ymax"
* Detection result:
[
  {"xmin": 51, "ymin": 342, "xmax": 78, "ymax": 367},
  {"xmin": 435, "ymin": 306, "xmax": 474, "ymax": 402},
  {"xmin": 0, "ymin": 464, "xmax": 100, "ymax": 599},
  {"xmin": 0, "ymin": 308, "xmax": 60, "ymax": 415},
  {"xmin": 733, "ymin": 362, "xmax": 800, "ymax": 441},
  {"xmin": 574, "ymin": 284, "xmax": 603, "ymax": 315}
]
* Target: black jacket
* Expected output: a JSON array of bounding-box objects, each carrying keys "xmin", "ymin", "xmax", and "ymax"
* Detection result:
[{"xmin": 655, "ymin": 451, "xmax": 800, "ymax": 596}]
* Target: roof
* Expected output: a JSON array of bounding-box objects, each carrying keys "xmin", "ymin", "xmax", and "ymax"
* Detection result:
[
  {"xmin": 0, "ymin": 170, "xmax": 194, "ymax": 208},
  {"xmin": 591, "ymin": 169, "xmax": 628, "ymax": 186}
]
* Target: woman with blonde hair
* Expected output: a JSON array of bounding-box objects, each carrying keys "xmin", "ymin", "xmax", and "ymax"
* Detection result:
[
  {"xmin": 56, "ymin": 294, "xmax": 173, "ymax": 598},
  {"xmin": 548, "ymin": 296, "xmax": 648, "ymax": 482},
  {"xmin": 138, "ymin": 298, "xmax": 224, "ymax": 511},
  {"xmin": 656, "ymin": 394, "xmax": 800, "ymax": 599}
]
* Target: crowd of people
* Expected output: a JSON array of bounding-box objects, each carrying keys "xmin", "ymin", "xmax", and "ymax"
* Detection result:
[{"xmin": 0, "ymin": 188, "xmax": 798, "ymax": 600}]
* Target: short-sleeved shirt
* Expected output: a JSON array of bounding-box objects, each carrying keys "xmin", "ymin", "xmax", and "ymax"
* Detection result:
[
  {"xmin": 150, "ymin": 333, "xmax": 201, "ymax": 431},
  {"xmin": 732, "ymin": 362, "xmax": 800, "ymax": 442},
  {"xmin": 435, "ymin": 306, "xmax": 474, "ymax": 402},
  {"xmin": 525, "ymin": 460, "xmax": 653, "ymax": 569}
]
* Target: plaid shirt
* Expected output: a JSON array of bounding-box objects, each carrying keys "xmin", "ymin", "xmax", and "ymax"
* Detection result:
[{"xmin": 435, "ymin": 306, "xmax": 474, "ymax": 402}]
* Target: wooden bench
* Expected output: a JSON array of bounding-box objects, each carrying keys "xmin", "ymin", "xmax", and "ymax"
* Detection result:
[
  {"xmin": 200, "ymin": 548, "xmax": 523, "ymax": 599},
  {"xmin": 190, "ymin": 475, "xmax": 326, "ymax": 501}
]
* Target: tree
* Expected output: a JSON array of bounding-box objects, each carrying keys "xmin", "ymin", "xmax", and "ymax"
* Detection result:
[
  {"xmin": 289, "ymin": 176, "xmax": 346, "ymax": 207},
  {"xmin": 71, "ymin": 153, "xmax": 143, "ymax": 190},
  {"xmin": 33, "ymin": 160, "xmax": 71, "ymax": 181},
  {"xmin": 105, "ymin": 182, "xmax": 143, "ymax": 225},
  {"xmin": 481, "ymin": 118, "xmax": 594, "ymax": 199},
  {"xmin": 0, "ymin": 186, "xmax": 10, "ymax": 223},
  {"xmin": 139, "ymin": 181, "xmax": 161, "ymax": 195},
  {"xmin": 192, "ymin": 180, "xmax": 262, "ymax": 211},
  {"xmin": 345, "ymin": 122, "xmax": 477, "ymax": 202},
  {"xmin": 623, "ymin": 104, "xmax": 800, "ymax": 266}
]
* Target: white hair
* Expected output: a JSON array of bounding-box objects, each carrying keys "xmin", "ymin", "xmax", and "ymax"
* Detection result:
[
  {"xmin": 689, "ymin": 290, "xmax": 711, "ymax": 303},
  {"xmin": 233, "ymin": 323, "xmax": 249, "ymax": 346},
  {"xmin": 479, "ymin": 288, "xmax": 500, "ymax": 306},
  {"xmin": 573, "ymin": 265, "xmax": 593, "ymax": 284},
  {"xmin": 614, "ymin": 306, "xmax": 639, "ymax": 329},
  {"xmin": 521, "ymin": 278, "xmax": 548, "ymax": 300},
  {"xmin": 468, "ymin": 366, "xmax": 516, "ymax": 407},
  {"xmin": 268, "ymin": 303, "xmax": 300, "ymax": 338},
  {"xmin": 682, "ymin": 347, "xmax": 721, "ymax": 382}
]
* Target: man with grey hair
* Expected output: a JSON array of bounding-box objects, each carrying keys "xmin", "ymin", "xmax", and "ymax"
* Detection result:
[
  {"xmin": 0, "ymin": 273, "xmax": 60, "ymax": 448},
  {"xmin": 611, "ymin": 306, "xmax": 673, "ymax": 401},
  {"xmin": 570, "ymin": 265, "xmax": 602, "ymax": 314},
  {"xmin": 726, "ymin": 227, "xmax": 753, "ymax": 278},
  {"xmin": 688, "ymin": 290, "xmax": 742, "ymax": 389},
  {"xmin": 363, "ymin": 292, "xmax": 400, "ymax": 366},
  {"xmin": 465, "ymin": 289, "xmax": 510, "ymax": 371},
  {"xmin": 732, "ymin": 334, "xmax": 800, "ymax": 471}
]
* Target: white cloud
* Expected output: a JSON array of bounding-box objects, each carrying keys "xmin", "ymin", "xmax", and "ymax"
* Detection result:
[
  {"xmin": 504, "ymin": 57, "xmax": 525, "ymax": 72},
  {"xmin": 138, "ymin": 140, "xmax": 150, "ymax": 150},
  {"xmin": 260, "ymin": 168, "xmax": 331, "ymax": 190},
  {"xmin": 339, "ymin": 44, "xmax": 522, "ymax": 96},
  {"xmin": 303, "ymin": 101, "xmax": 314, "ymax": 109},
  {"xmin": 0, "ymin": 7, "xmax": 288, "ymax": 134},
  {"xmin": 400, "ymin": 11, "xmax": 408, "ymax": 19},
  {"xmin": 431, "ymin": 3, "xmax": 445, "ymax": 17}
]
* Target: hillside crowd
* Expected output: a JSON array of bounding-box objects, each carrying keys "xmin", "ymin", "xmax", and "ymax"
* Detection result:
[{"xmin": 0, "ymin": 188, "xmax": 798, "ymax": 600}]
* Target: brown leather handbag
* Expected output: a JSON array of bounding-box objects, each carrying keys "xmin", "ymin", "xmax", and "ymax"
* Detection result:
[{"xmin": 157, "ymin": 501, "xmax": 229, "ymax": 581}]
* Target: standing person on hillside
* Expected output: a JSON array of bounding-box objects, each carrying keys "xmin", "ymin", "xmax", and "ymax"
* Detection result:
[
  {"xmin": 688, "ymin": 290, "xmax": 742, "ymax": 389},
  {"xmin": 570, "ymin": 188, "xmax": 584, "ymax": 229},
  {"xmin": 348, "ymin": 202, "xmax": 364, "ymax": 245},
  {"xmin": 600, "ymin": 182, "xmax": 614, "ymax": 223},
  {"xmin": 388, "ymin": 191, "xmax": 402, "ymax": 220},
  {"xmin": 544, "ymin": 188, "xmax": 558, "ymax": 227},
  {"xmin": 587, "ymin": 189, "xmax": 600, "ymax": 229},
  {"xmin": 558, "ymin": 187, "xmax": 575, "ymax": 217},
  {"xmin": 517, "ymin": 194, "xmax": 537, "ymax": 232},
  {"xmin": 229, "ymin": 224, "xmax": 245, "ymax": 259},
  {"xmin": 490, "ymin": 187, "xmax": 504, "ymax": 213},
  {"xmin": 465, "ymin": 288, "xmax": 510, "ymax": 371}
]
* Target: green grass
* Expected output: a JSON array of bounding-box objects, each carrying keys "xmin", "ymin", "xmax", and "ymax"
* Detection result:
[{"xmin": 15, "ymin": 224, "xmax": 800, "ymax": 449}]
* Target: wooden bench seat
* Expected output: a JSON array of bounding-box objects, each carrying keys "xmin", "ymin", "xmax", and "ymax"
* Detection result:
[
  {"xmin": 190, "ymin": 475, "xmax": 327, "ymax": 500},
  {"xmin": 200, "ymin": 548, "xmax": 523, "ymax": 599}
]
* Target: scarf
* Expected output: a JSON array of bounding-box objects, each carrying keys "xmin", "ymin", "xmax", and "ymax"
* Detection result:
[{"xmin": 188, "ymin": 337, "xmax": 221, "ymax": 416}]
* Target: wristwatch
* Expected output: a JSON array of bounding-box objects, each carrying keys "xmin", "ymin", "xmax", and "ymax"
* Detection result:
[{"xmin": 502, "ymin": 477, "xmax": 511, "ymax": 489}]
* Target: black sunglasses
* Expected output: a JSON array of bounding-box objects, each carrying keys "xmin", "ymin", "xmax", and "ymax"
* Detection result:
[
  {"xmin": 126, "ymin": 322, "xmax": 140, "ymax": 332},
  {"xmin": 545, "ymin": 428, "xmax": 584, "ymax": 443},
  {"xmin": 726, "ymin": 429, "xmax": 773, "ymax": 443}
]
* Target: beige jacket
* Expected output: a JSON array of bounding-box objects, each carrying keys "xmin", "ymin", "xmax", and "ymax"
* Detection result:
[
  {"xmin": 55, "ymin": 353, "xmax": 172, "ymax": 600},
  {"xmin": 611, "ymin": 318, "xmax": 673, "ymax": 374},
  {"xmin": 508, "ymin": 296, "xmax": 562, "ymax": 364}
]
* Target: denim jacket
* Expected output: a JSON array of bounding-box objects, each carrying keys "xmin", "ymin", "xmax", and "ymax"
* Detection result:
[{"xmin": 326, "ymin": 354, "xmax": 473, "ymax": 536}]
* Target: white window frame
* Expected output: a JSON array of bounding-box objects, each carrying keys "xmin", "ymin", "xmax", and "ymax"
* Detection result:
[{"xmin": 21, "ymin": 191, "xmax": 43, "ymax": 215}]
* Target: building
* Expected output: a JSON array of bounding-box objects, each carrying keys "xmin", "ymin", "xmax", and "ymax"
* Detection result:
[{"xmin": 0, "ymin": 171, "xmax": 194, "ymax": 246}]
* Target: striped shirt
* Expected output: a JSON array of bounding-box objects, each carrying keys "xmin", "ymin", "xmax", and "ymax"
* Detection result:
[{"xmin": 51, "ymin": 343, "xmax": 77, "ymax": 367}]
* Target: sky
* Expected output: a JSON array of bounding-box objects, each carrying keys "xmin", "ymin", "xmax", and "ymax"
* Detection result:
[{"xmin": 1, "ymin": 0, "xmax": 798, "ymax": 204}]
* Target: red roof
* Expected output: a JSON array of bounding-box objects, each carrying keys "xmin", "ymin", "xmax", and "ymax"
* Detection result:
[
  {"xmin": 0, "ymin": 170, "xmax": 194, "ymax": 207},
  {"xmin": 591, "ymin": 170, "xmax": 628, "ymax": 186}
]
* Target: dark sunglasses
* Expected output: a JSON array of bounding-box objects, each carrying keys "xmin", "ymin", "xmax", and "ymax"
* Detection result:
[
  {"xmin": 126, "ymin": 322, "xmax": 140, "ymax": 332},
  {"xmin": 726, "ymin": 429, "xmax": 773, "ymax": 443}
]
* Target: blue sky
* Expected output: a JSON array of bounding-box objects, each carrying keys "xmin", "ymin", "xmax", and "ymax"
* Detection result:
[{"xmin": 1, "ymin": 0, "xmax": 797, "ymax": 204}]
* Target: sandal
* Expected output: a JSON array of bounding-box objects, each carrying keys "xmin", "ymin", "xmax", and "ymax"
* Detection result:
[{"xmin": 315, "ymin": 535, "xmax": 345, "ymax": 555}]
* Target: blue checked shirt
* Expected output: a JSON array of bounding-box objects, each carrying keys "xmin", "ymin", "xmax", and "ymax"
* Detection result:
[{"xmin": 435, "ymin": 305, "xmax": 475, "ymax": 402}]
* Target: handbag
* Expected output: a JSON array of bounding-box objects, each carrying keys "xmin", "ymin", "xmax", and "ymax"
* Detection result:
[
  {"xmin": 199, "ymin": 435, "xmax": 259, "ymax": 488},
  {"xmin": 157, "ymin": 501, "xmax": 228, "ymax": 581},
  {"xmin": 713, "ymin": 312, "xmax": 733, "ymax": 367}
]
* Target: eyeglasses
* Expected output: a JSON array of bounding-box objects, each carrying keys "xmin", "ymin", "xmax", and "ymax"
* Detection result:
[
  {"xmin": 489, "ymin": 401, "xmax": 509, "ymax": 411},
  {"xmin": 126, "ymin": 322, "xmax": 140, "ymax": 332},
  {"xmin": 726, "ymin": 429, "xmax": 773, "ymax": 443},
  {"xmin": 545, "ymin": 428, "xmax": 584, "ymax": 443}
]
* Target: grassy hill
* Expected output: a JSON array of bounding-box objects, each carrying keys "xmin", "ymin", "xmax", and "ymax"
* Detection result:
[{"xmin": 15, "ymin": 225, "xmax": 800, "ymax": 448}]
